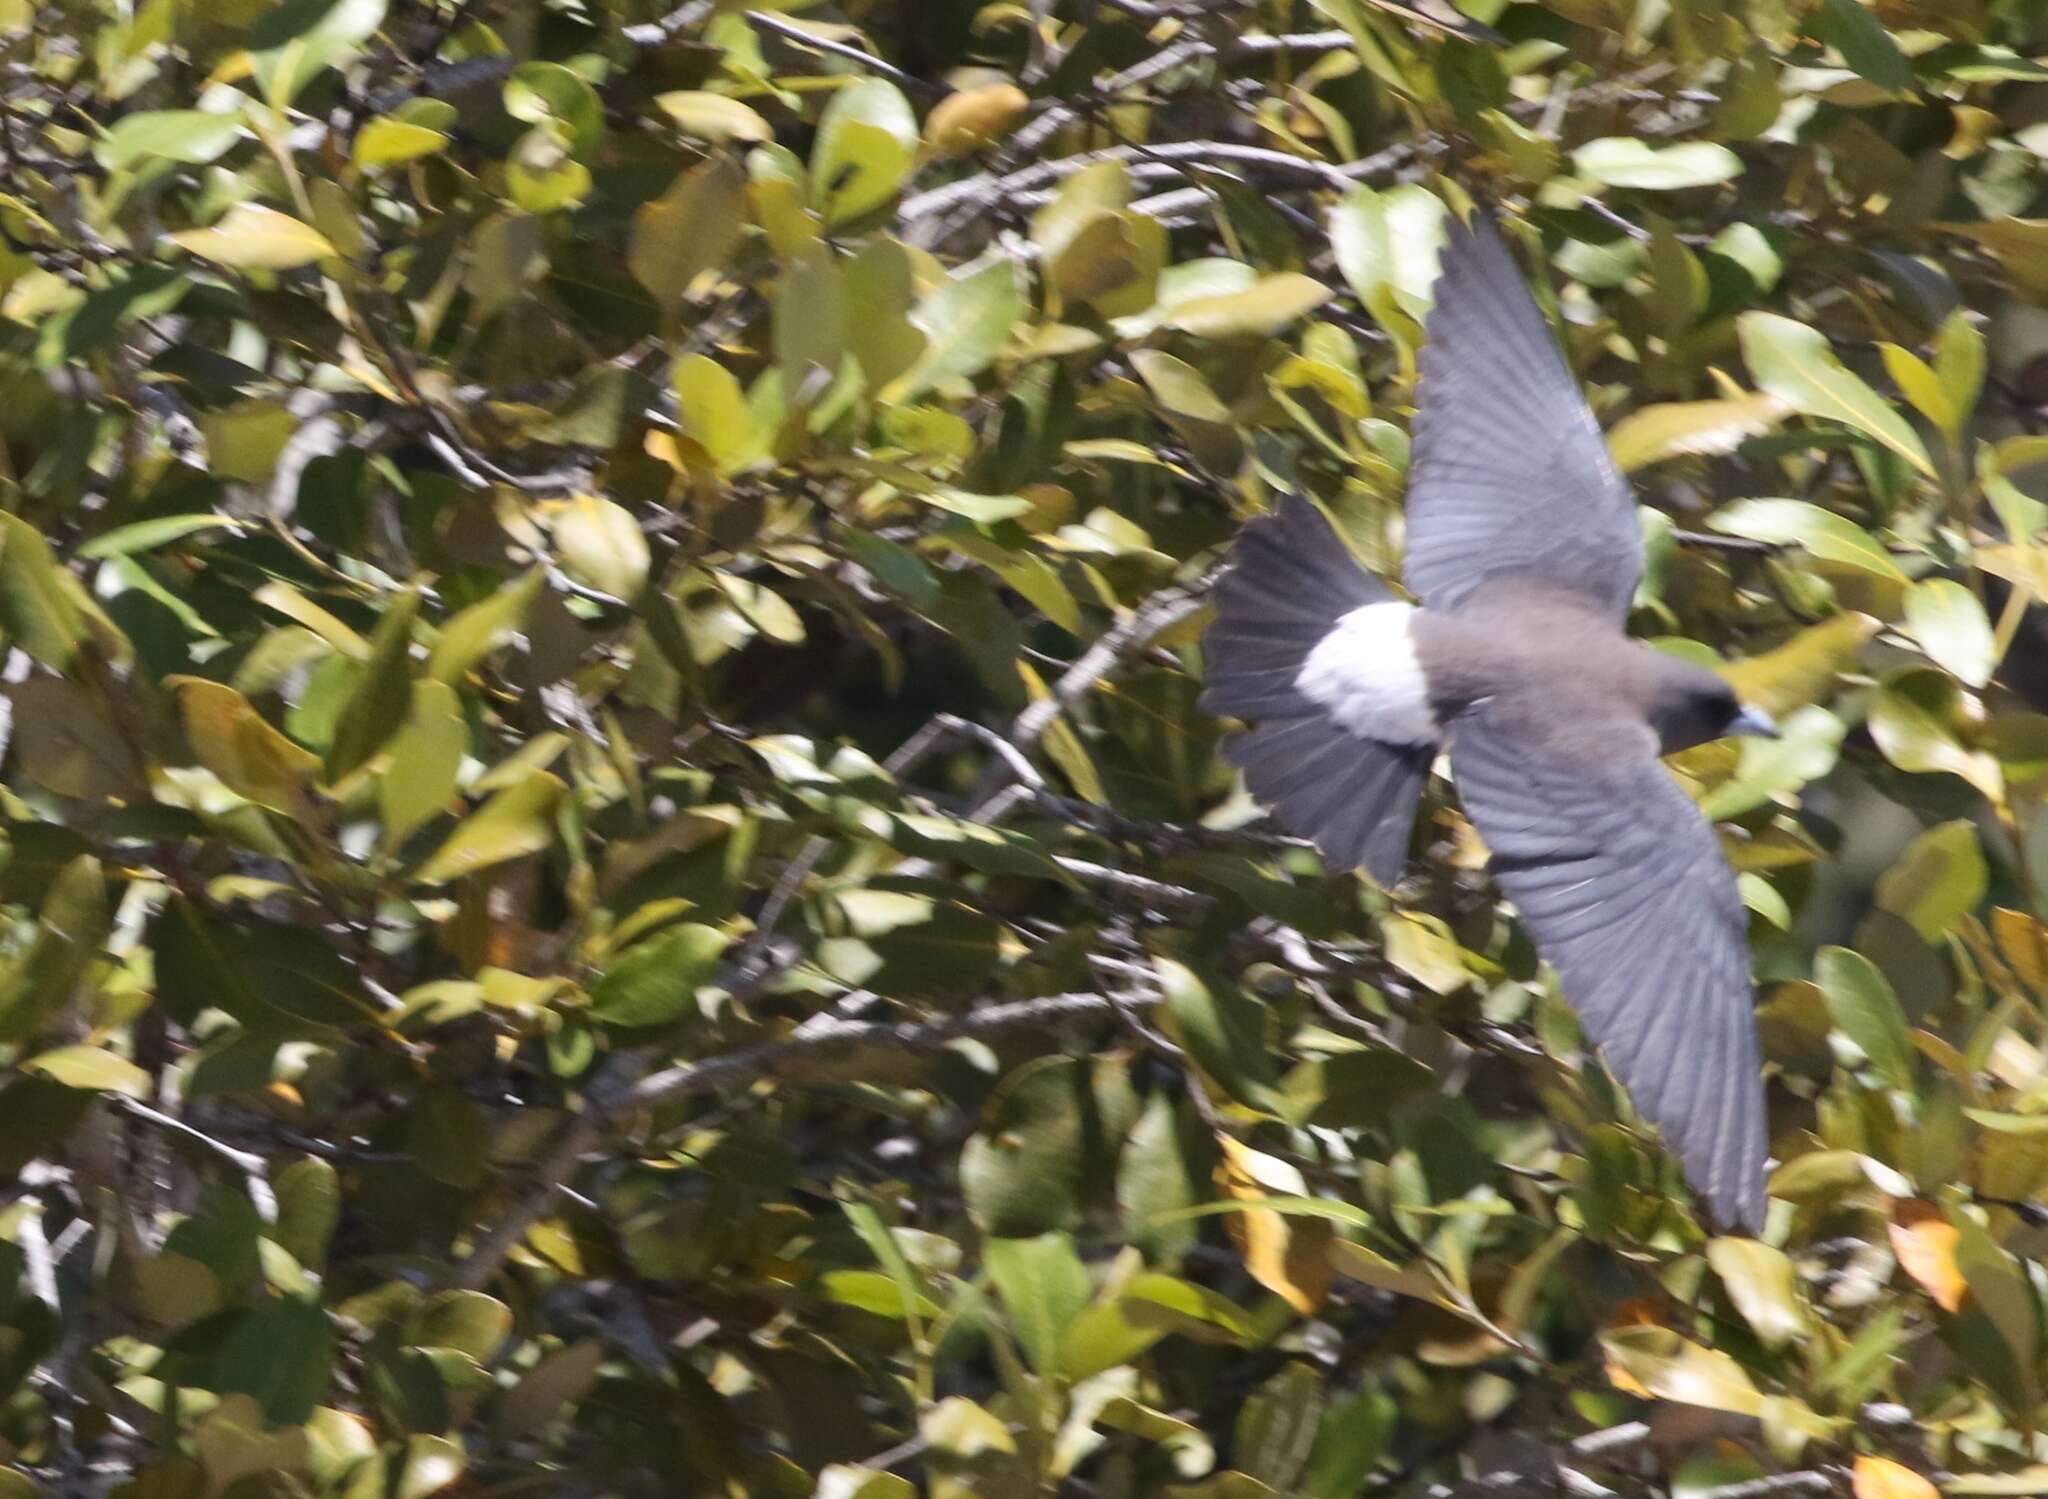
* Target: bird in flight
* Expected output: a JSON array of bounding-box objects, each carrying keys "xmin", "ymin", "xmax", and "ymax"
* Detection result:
[{"xmin": 1201, "ymin": 210, "xmax": 1777, "ymax": 1232}]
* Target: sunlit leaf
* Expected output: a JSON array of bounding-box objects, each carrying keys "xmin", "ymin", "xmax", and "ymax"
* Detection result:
[{"xmin": 1737, "ymin": 314, "xmax": 1934, "ymax": 476}]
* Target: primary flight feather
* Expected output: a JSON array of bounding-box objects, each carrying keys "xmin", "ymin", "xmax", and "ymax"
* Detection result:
[{"xmin": 1202, "ymin": 211, "xmax": 1775, "ymax": 1231}]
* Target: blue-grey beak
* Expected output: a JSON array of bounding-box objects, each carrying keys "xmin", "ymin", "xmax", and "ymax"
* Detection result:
[{"xmin": 1731, "ymin": 704, "xmax": 1779, "ymax": 739}]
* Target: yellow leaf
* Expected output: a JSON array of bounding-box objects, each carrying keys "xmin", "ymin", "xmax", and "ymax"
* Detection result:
[
  {"xmin": 1888, "ymin": 1198, "xmax": 1965, "ymax": 1313},
  {"xmin": 413, "ymin": 772, "xmax": 564, "ymax": 886},
  {"xmin": 1215, "ymin": 1136, "xmax": 1332, "ymax": 1315},
  {"xmin": 922, "ymin": 83, "xmax": 1029, "ymax": 158},
  {"xmin": 1854, "ymin": 1456, "xmax": 1939, "ymax": 1499},
  {"xmin": 1993, "ymin": 907, "xmax": 2048, "ymax": 995},
  {"xmin": 1607, "ymin": 392, "xmax": 1790, "ymax": 472},
  {"xmin": 166, "ymin": 203, "xmax": 337, "ymax": 270},
  {"xmin": 168, "ymin": 676, "xmax": 321, "ymax": 818}
]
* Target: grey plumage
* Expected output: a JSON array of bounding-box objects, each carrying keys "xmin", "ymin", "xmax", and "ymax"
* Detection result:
[{"xmin": 1201, "ymin": 211, "xmax": 1773, "ymax": 1232}]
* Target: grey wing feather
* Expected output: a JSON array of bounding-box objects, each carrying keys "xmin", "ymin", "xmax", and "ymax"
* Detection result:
[
  {"xmin": 1449, "ymin": 701, "xmax": 1768, "ymax": 1230},
  {"xmin": 1202, "ymin": 497, "xmax": 1434, "ymax": 887},
  {"xmin": 1406, "ymin": 213, "xmax": 1641, "ymax": 621}
]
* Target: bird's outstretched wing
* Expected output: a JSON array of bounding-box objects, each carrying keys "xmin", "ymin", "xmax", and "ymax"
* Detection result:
[
  {"xmin": 1406, "ymin": 213, "xmax": 1641, "ymax": 621},
  {"xmin": 1449, "ymin": 697, "xmax": 1768, "ymax": 1231}
]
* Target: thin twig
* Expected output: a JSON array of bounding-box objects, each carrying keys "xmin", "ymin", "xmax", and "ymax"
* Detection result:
[
  {"xmin": 113, "ymin": 1097, "xmax": 278, "ymax": 1223},
  {"xmin": 743, "ymin": 10, "xmax": 946, "ymax": 97}
]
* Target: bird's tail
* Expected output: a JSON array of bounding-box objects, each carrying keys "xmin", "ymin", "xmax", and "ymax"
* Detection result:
[{"xmin": 1201, "ymin": 497, "xmax": 1436, "ymax": 886}]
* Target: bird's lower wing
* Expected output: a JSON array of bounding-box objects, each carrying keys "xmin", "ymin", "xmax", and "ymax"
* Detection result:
[{"xmin": 1449, "ymin": 702, "xmax": 1768, "ymax": 1231}]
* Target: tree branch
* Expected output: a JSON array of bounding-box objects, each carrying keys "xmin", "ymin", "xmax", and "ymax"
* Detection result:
[{"xmin": 451, "ymin": 991, "xmax": 1147, "ymax": 1287}]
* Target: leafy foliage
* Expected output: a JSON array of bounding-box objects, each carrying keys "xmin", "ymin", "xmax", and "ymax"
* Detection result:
[{"xmin": 1, "ymin": 0, "xmax": 2048, "ymax": 1494}]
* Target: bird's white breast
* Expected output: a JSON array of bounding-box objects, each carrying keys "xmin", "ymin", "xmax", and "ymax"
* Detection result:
[{"xmin": 1294, "ymin": 601, "xmax": 1437, "ymax": 745}]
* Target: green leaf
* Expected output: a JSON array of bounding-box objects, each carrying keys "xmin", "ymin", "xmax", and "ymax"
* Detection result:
[
  {"xmin": 1935, "ymin": 309, "xmax": 1987, "ymax": 438},
  {"xmin": 810, "ymin": 78, "xmax": 917, "ymax": 226},
  {"xmin": 0, "ymin": 512, "xmax": 100, "ymax": 669},
  {"xmin": 1572, "ymin": 137, "xmax": 1744, "ymax": 189},
  {"xmin": 1875, "ymin": 819, "xmax": 1987, "ymax": 943},
  {"xmin": 327, "ymin": 587, "xmax": 423, "ymax": 779},
  {"xmin": 22, "ymin": 1044, "xmax": 150, "ymax": 1097},
  {"xmin": 155, "ymin": 900, "xmax": 372, "ymax": 1031},
  {"xmin": 98, "ymin": 110, "xmax": 243, "ymax": 170},
  {"xmin": 207, "ymin": 1293, "xmax": 333, "ymax": 1426},
  {"xmin": 1228, "ymin": 1364, "xmax": 1321, "ymax": 1492},
  {"xmin": 1815, "ymin": 946, "xmax": 1915, "ymax": 1089},
  {"xmin": 587, "ymin": 923, "xmax": 731, "ymax": 1026},
  {"xmin": 166, "ymin": 204, "xmax": 337, "ymax": 270},
  {"xmin": 76, "ymin": 514, "xmax": 245, "ymax": 559},
  {"xmin": 1868, "ymin": 668, "xmax": 2003, "ymax": 801},
  {"xmin": 1707, "ymin": 498, "xmax": 1906, "ymax": 580},
  {"xmin": 379, "ymin": 680, "xmax": 466, "ymax": 850},
  {"xmin": 1736, "ymin": 314, "xmax": 1934, "ymax": 476},
  {"xmin": 962, "ymin": 1056, "xmax": 1136, "ymax": 1237},
  {"xmin": 674, "ymin": 354, "xmax": 769, "ymax": 475},
  {"xmin": 412, "ymin": 772, "xmax": 564, "ymax": 886},
  {"xmin": 983, "ymin": 1231, "xmax": 1091, "ymax": 1377},
  {"xmin": 1905, "ymin": 579, "xmax": 1995, "ymax": 688},
  {"xmin": 885, "ymin": 254, "xmax": 1024, "ymax": 403},
  {"xmin": 272, "ymin": 1157, "xmax": 339, "ymax": 1272},
  {"xmin": 506, "ymin": 126, "xmax": 591, "ymax": 214},
  {"xmin": 1814, "ymin": 0, "xmax": 1914, "ymax": 91},
  {"xmin": 1706, "ymin": 1238, "xmax": 1806, "ymax": 1351},
  {"xmin": 1719, "ymin": 613, "xmax": 1878, "ymax": 718},
  {"xmin": 504, "ymin": 62, "xmax": 603, "ymax": 154},
  {"xmin": 409, "ymin": 1290, "xmax": 512, "ymax": 1363},
  {"xmin": 1154, "ymin": 955, "xmax": 1276, "ymax": 1107},
  {"xmin": 1328, "ymin": 184, "xmax": 1444, "ymax": 354},
  {"xmin": 426, "ymin": 570, "xmax": 544, "ymax": 685},
  {"xmin": 249, "ymin": 0, "xmax": 387, "ymax": 107}
]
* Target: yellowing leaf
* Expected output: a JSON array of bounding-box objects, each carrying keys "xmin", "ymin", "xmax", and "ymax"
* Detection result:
[
  {"xmin": 1720, "ymin": 613, "xmax": 1877, "ymax": 717},
  {"xmin": 628, "ymin": 155, "xmax": 745, "ymax": 312},
  {"xmin": 166, "ymin": 203, "xmax": 337, "ymax": 270},
  {"xmin": 353, "ymin": 117, "xmax": 450, "ymax": 169},
  {"xmin": 1215, "ymin": 1136, "xmax": 1332, "ymax": 1315},
  {"xmin": 922, "ymin": 83, "xmax": 1029, "ymax": 157},
  {"xmin": 24, "ymin": 1044, "xmax": 151, "ymax": 1097},
  {"xmin": 1164, "ymin": 272, "xmax": 1330, "ymax": 339},
  {"xmin": 1888, "ymin": 1198, "xmax": 1965, "ymax": 1313},
  {"xmin": 652, "ymin": 90, "xmax": 771, "ymax": 143},
  {"xmin": 168, "ymin": 676, "xmax": 322, "ymax": 818},
  {"xmin": 413, "ymin": 772, "xmax": 564, "ymax": 885},
  {"xmin": 552, "ymin": 495, "xmax": 649, "ymax": 601},
  {"xmin": 1853, "ymin": 1456, "xmax": 1939, "ymax": 1499},
  {"xmin": 426, "ymin": 570, "xmax": 544, "ymax": 685},
  {"xmin": 1599, "ymin": 1325, "xmax": 1763, "ymax": 1416},
  {"xmin": 1706, "ymin": 1237, "xmax": 1806, "ymax": 1351},
  {"xmin": 1608, "ymin": 392, "xmax": 1790, "ymax": 471},
  {"xmin": 1993, "ymin": 907, "xmax": 2048, "ymax": 995}
]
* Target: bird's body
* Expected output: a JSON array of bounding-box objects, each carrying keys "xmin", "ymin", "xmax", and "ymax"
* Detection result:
[{"xmin": 1202, "ymin": 211, "xmax": 1775, "ymax": 1231}]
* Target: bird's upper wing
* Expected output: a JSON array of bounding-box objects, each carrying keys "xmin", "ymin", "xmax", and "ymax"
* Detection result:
[
  {"xmin": 1405, "ymin": 214, "xmax": 1641, "ymax": 621},
  {"xmin": 1449, "ymin": 697, "xmax": 1767, "ymax": 1231}
]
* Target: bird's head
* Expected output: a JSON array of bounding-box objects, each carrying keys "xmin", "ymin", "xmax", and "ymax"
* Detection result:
[{"xmin": 1643, "ymin": 657, "xmax": 1779, "ymax": 755}]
